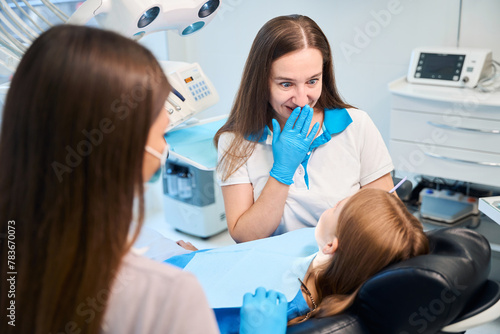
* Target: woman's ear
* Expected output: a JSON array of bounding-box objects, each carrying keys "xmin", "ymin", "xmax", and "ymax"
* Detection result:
[{"xmin": 322, "ymin": 237, "xmax": 338, "ymax": 255}]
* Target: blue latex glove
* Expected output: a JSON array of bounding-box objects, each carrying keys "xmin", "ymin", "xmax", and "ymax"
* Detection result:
[
  {"xmin": 270, "ymin": 105, "xmax": 320, "ymax": 185},
  {"xmin": 240, "ymin": 287, "xmax": 288, "ymax": 334}
]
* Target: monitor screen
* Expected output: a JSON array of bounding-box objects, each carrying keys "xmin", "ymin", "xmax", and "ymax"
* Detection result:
[{"xmin": 414, "ymin": 53, "xmax": 465, "ymax": 81}]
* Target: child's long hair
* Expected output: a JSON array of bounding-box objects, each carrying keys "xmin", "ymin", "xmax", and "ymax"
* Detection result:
[{"xmin": 290, "ymin": 188, "xmax": 429, "ymax": 324}]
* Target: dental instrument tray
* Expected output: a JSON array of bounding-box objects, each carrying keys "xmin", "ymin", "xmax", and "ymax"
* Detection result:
[{"xmin": 419, "ymin": 188, "xmax": 479, "ymax": 223}]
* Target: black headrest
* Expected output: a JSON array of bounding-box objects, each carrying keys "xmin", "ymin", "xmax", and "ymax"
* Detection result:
[{"xmin": 354, "ymin": 227, "xmax": 491, "ymax": 334}]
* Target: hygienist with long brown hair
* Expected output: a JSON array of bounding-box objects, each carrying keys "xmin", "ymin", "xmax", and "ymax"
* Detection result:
[{"xmin": 215, "ymin": 15, "xmax": 395, "ymax": 243}]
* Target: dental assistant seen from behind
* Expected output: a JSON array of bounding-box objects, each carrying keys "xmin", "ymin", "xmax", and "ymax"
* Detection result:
[
  {"xmin": 215, "ymin": 15, "xmax": 395, "ymax": 243},
  {"xmin": 0, "ymin": 25, "xmax": 286, "ymax": 334}
]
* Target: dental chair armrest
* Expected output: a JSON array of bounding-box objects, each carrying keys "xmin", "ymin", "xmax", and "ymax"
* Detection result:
[
  {"xmin": 441, "ymin": 280, "xmax": 500, "ymax": 333},
  {"xmin": 287, "ymin": 313, "xmax": 369, "ymax": 334}
]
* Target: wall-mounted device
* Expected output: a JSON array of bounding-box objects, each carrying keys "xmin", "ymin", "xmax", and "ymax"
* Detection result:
[
  {"xmin": 160, "ymin": 61, "xmax": 219, "ymax": 131},
  {"xmin": 407, "ymin": 47, "xmax": 492, "ymax": 88},
  {"xmin": 162, "ymin": 118, "xmax": 227, "ymax": 238}
]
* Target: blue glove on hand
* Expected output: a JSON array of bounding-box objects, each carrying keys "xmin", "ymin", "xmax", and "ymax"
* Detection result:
[
  {"xmin": 270, "ymin": 105, "xmax": 320, "ymax": 185},
  {"xmin": 239, "ymin": 287, "xmax": 288, "ymax": 334}
]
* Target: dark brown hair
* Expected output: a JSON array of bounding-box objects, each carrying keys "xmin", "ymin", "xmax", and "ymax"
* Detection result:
[
  {"xmin": 214, "ymin": 14, "xmax": 353, "ymax": 180},
  {"xmin": 290, "ymin": 188, "xmax": 429, "ymax": 324},
  {"xmin": 0, "ymin": 25, "xmax": 170, "ymax": 333}
]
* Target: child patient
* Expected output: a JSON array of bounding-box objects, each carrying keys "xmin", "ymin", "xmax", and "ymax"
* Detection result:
[{"xmin": 167, "ymin": 188, "xmax": 429, "ymax": 332}]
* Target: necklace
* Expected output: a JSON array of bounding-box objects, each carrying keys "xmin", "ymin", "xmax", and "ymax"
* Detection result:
[{"xmin": 298, "ymin": 277, "xmax": 317, "ymax": 322}]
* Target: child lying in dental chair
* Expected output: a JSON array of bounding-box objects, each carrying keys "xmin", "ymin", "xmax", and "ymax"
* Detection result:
[{"xmin": 166, "ymin": 188, "xmax": 430, "ymax": 333}]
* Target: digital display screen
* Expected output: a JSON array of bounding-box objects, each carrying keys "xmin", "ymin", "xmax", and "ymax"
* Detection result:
[
  {"xmin": 184, "ymin": 76, "xmax": 194, "ymax": 84},
  {"xmin": 414, "ymin": 53, "xmax": 465, "ymax": 81}
]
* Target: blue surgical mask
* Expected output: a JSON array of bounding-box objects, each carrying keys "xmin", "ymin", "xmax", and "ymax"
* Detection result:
[{"xmin": 145, "ymin": 143, "xmax": 169, "ymax": 183}]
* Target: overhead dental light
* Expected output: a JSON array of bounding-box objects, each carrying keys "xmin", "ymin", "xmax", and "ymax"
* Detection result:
[
  {"xmin": 0, "ymin": 0, "xmax": 220, "ymax": 72},
  {"xmin": 67, "ymin": 0, "xmax": 220, "ymax": 39}
]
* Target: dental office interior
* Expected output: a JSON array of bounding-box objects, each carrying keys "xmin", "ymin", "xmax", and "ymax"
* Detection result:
[
  {"xmin": 147, "ymin": 0, "xmax": 500, "ymax": 267},
  {"xmin": 1, "ymin": 0, "xmax": 500, "ymax": 332},
  {"xmin": 144, "ymin": 0, "xmax": 500, "ymax": 332}
]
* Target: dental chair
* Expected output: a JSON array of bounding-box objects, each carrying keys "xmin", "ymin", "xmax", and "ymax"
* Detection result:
[{"xmin": 287, "ymin": 227, "xmax": 500, "ymax": 334}]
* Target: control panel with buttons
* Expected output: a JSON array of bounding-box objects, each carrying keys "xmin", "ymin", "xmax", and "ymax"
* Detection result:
[{"xmin": 159, "ymin": 61, "xmax": 219, "ymax": 132}]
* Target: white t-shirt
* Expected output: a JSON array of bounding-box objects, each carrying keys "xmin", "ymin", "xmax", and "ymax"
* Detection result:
[
  {"xmin": 102, "ymin": 252, "xmax": 219, "ymax": 334},
  {"xmin": 217, "ymin": 108, "xmax": 394, "ymax": 235}
]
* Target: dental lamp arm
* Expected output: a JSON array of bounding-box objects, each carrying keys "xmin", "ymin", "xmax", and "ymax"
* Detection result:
[{"xmin": 66, "ymin": 0, "xmax": 105, "ymax": 26}]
